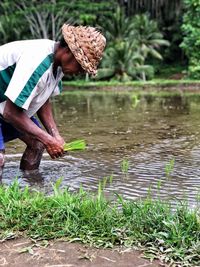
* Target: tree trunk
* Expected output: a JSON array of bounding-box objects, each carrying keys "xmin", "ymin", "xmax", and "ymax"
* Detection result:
[{"xmin": 119, "ymin": 0, "xmax": 183, "ymax": 23}]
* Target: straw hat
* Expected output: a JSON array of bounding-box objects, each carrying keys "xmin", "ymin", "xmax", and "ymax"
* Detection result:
[{"xmin": 62, "ymin": 24, "xmax": 106, "ymax": 75}]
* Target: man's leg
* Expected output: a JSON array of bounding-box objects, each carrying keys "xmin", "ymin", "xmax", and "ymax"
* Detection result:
[
  {"xmin": 19, "ymin": 135, "xmax": 44, "ymax": 170},
  {"xmin": 19, "ymin": 116, "xmax": 44, "ymax": 171},
  {"xmin": 1, "ymin": 116, "xmax": 44, "ymax": 171}
]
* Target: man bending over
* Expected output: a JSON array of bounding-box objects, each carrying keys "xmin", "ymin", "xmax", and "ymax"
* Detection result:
[{"xmin": 0, "ymin": 24, "xmax": 106, "ymax": 178}]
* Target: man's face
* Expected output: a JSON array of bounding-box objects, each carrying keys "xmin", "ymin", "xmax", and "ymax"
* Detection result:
[{"xmin": 60, "ymin": 50, "xmax": 85, "ymax": 75}]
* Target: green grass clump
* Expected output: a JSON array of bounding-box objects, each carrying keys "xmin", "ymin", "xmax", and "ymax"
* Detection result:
[
  {"xmin": 121, "ymin": 158, "xmax": 129, "ymax": 174},
  {"xmin": 63, "ymin": 139, "xmax": 86, "ymax": 151},
  {"xmin": 63, "ymin": 79, "xmax": 200, "ymax": 88},
  {"xmin": 0, "ymin": 180, "xmax": 200, "ymax": 266}
]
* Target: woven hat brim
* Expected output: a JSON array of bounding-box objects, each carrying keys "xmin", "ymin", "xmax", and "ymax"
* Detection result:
[{"xmin": 62, "ymin": 24, "xmax": 106, "ymax": 75}]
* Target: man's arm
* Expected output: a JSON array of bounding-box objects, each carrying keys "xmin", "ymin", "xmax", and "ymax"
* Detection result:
[
  {"xmin": 3, "ymin": 99, "xmax": 64, "ymax": 159},
  {"xmin": 37, "ymin": 99, "xmax": 64, "ymax": 144}
]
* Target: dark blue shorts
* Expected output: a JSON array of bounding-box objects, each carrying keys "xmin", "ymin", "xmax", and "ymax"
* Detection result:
[{"xmin": 0, "ymin": 116, "xmax": 41, "ymax": 150}]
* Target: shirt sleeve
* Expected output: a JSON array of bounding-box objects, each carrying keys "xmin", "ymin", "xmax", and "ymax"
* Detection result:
[
  {"xmin": 4, "ymin": 50, "xmax": 53, "ymax": 110},
  {"xmin": 51, "ymin": 80, "xmax": 63, "ymax": 97}
]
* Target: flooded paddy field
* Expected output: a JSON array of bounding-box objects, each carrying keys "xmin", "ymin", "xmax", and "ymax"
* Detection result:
[{"xmin": 3, "ymin": 90, "xmax": 200, "ymax": 206}]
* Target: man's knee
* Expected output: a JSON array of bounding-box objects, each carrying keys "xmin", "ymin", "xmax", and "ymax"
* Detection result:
[
  {"xmin": 23, "ymin": 140, "xmax": 45, "ymax": 159},
  {"xmin": 30, "ymin": 140, "xmax": 45, "ymax": 152},
  {"xmin": 20, "ymin": 141, "xmax": 44, "ymax": 171},
  {"xmin": 20, "ymin": 135, "xmax": 44, "ymax": 152}
]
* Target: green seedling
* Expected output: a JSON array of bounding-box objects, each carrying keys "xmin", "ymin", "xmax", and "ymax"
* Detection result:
[
  {"xmin": 165, "ymin": 158, "xmax": 175, "ymax": 178},
  {"xmin": 132, "ymin": 94, "xmax": 140, "ymax": 108},
  {"xmin": 121, "ymin": 158, "xmax": 129, "ymax": 174},
  {"xmin": 63, "ymin": 139, "xmax": 86, "ymax": 151}
]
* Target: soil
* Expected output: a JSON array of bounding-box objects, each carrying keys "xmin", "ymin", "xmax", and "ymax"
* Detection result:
[{"xmin": 0, "ymin": 238, "xmax": 162, "ymax": 267}]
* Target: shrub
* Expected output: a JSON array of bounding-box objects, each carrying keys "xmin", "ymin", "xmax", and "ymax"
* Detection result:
[{"xmin": 181, "ymin": 0, "xmax": 200, "ymax": 79}]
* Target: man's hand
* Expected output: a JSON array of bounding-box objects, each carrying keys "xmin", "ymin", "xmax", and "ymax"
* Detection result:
[
  {"xmin": 55, "ymin": 135, "xmax": 65, "ymax": 146},
  {"xmin": 45, "ymin": 136, "xmax": 64, "ymax": 159}
]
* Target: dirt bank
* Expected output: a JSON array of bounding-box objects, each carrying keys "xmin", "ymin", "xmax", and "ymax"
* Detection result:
[{"xmin": 0, "ymin": 238, "xmax": 161, "ymax": 267}]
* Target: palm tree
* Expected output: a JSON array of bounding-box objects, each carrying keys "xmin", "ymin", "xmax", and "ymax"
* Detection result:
[
  {"xmin": 103, "ymin": 5, "xmax": 135, "ymax": 43},
  {"xmin": 131, "ymin": 14, "xmax": 170, "ymax": 61},
  {"xmin": 100, "ymin": 41, "xmax": 140, "ymax": 81},
  {"xmin": 97, "ymin": 7, "xmax": 169, "ymax": 81}
]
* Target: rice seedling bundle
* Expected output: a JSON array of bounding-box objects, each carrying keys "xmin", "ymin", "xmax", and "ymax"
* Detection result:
[{"xmin": 63, "ymin": 139, "xmax": 86, "ymax": 152}]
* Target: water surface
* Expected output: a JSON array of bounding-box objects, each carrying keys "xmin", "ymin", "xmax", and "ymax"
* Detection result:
[{"xmin": 4, "ymin": 91, "xmax": 200, "ymax": 206}]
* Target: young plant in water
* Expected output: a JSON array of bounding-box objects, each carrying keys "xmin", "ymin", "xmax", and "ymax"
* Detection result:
[
  {"xmin": 121, "ymin": 158, "xmax": 129, "ymax": 174},
  {"xmin": 165, "ymin": 158, "xmax": 175, "ymax": 178},
  {"xmin": 131, "ymin": 94, "xmax": 140, "ymax": 109},
  {"xmin": 102, "ymin": 173, "xmax": 114, "ymax": 188}
]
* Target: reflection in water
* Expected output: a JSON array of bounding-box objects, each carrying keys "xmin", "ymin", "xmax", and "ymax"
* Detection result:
[{"xmin": 3, "ymin": 91, "xmax": 200, "ymax": 206}]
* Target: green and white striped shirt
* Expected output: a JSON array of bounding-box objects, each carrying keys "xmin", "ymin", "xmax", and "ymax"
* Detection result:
[{"xmin": 0, "ymin": 39, "xmax": 63, "ymax": 117}]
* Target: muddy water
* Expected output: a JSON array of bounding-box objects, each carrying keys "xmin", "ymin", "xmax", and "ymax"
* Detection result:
[{"xmin": 3, "ymin": 91, "xmax": 200, "ymax": 206}]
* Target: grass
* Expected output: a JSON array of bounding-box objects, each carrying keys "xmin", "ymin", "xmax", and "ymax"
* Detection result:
[
  {"xmin": 121, "ymin": 158, "xmax": 129, "ymax": 174},
  {"xmin": 0, "ymin": 180, "xmax": 200, "ymax": 266},
  {"xmin": 165, "ymin": 158, "xmax": 175, "ymax": 178},
  {"xmin": 63, "ymin": 79, "xmax": 200, "ymax": 88},
  {"xmin": 61, "ymin": 89, "xmax": 200, "ymax": 98}
]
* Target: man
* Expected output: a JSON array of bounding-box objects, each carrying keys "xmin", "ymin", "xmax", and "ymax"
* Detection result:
[{"xmin": 0, "ymin": 24, "xmax": 106, "ymax": 177}]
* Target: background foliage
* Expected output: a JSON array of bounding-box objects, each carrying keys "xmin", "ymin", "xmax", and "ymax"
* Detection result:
[
  {"xmin": 181, "ymin": 0, "xmax": 200, "ymax": 79},
  {"xmin": 0, "ymin": 0, "xmax": 197, "ymax": 80},
  {"xmin": 98, "ymin": 7, "xmax": 169, "ymax": 81},
  {"xmin": 0, "ymin": 0, "xmax": 114, "ymax": 42}
]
